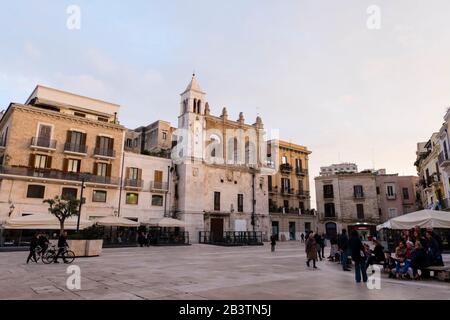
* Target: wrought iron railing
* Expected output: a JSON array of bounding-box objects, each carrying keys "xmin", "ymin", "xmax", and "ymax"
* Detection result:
[
  {"xmin": 150, "ymin": 181, "xmax": 169, "ymax": 191},
  {"xmin": 0, "ymin": 165, "xmax": 120, "ymax": 185},
  {"xmin": 199, "ymin": 231, "xmax": 263, "ymax": 246},
  {"xmin": 94, "ymin": 148, "xmax": 116, "ymax": 157},
  {"xmin": 30, "ymin": 137, "xmax": 56, "ymax": 149},
  {"xmin": 124, "ymin": 179, "xmax": 143, "ymax": 188},
  {"xmin": 64, "ymin": 143, "xmax": 87, "ymax": 154}
]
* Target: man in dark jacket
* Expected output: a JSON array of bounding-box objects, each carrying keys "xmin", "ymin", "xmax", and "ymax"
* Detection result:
[
  {"xmin": 54, "ymin": 232, "xmax": 68, "ymax": 263},
  {"xmin": 314, "ymin": 233, "xmax": 322, "ymax": 261},
  {"xmin": 339, "ymin": 229, "xmax": 351, "ymax": 271},
  {"xmin": 26, "ymin": 233, "xmax": 39, "ymax": 264},
  {"xmin": 38, "ymin": 233, "xmax": 50, "ymax": 257},
  {"xmin": 349, "ymin": 230, "xmax": 368, "ymax": 283}
]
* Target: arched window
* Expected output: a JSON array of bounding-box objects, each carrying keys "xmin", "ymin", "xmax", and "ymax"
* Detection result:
[
  {"xmin": 183, "ymin": 99, "xmax": 187, "ymax": 114},
  {"xmin": 325, "ymin": 222, "xmax": 337, "ymax": 239},
  {"xmin": 197, "ymin": 100, "xmax": 201, "ymax": 114},
  {"xmin": 210, "ymin": 134, "xmax": 221, "ymax": 157},
  {"xmin": 193, "ymin": 99, "xmax": 197, "ymax": 113}
]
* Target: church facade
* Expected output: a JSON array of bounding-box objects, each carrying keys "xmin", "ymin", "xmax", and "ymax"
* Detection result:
[{"xmin": 171, "ymin": 75, "xmax": 273, "ymax": 242}]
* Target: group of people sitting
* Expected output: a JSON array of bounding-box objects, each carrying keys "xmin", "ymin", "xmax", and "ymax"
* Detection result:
[
  {"xmin": 382, "ymin": 227, "xmax": 444, "ymax": 280},
  {"xmin": 327, "ymin": 226, "xmax": 444, "ymax": 281}
]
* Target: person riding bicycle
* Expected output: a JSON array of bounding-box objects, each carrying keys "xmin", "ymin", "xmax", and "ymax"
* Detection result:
[{"xmin": 54, "ymin": 231, "xmax": 69, "ymax": 264}]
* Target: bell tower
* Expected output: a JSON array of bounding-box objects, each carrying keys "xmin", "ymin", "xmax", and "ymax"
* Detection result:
[{"xmin": 177, "ymin": 74, "xmax": 207, "ymax": 160}]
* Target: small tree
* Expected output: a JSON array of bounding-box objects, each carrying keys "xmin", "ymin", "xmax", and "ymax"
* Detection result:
[{"xmin": 44, "ymin": 196, "xmax": 80, "ymax": 235}]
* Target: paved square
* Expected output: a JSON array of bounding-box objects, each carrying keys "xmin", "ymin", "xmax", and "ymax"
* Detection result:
[{"xmin": 0, "ymin": 242, "xmax": 449, "ymax": 300}]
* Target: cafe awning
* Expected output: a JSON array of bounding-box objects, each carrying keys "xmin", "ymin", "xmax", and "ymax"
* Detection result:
[
  {"xmin": 376, "ymin": 209, "xmax": 450, "ymax": 231},
  {"xmin": 95, "ymin": 216, "xmax": 140, "ymax": 227},
  {"xmin": 3, "ymin": 214, "xmax": 93, "ymax": 230},
  {"xmin": 144, "ymin": 217, "xmax": 185, "ymax": 228}
]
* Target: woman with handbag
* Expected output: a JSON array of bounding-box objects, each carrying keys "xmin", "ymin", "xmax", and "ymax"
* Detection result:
[{"xmin": 349, "ymin": 230, "xmax": 368, "ymax": 283}]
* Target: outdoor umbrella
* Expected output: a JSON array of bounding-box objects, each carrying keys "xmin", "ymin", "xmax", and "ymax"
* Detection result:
[
  {"xmin": 144, "ymin": 217, "xmax": 186, "ymax": 228},
  {"xmin": 95, "ymin": 216, "xmax": 140, "ymax": 227},
  {"xmin": 376, "ymin": 209, "xmax": 450, "ymax": 231},
  {"xmin": 3, "ymin": 213, "xmax": 94, "ymax": 230}
]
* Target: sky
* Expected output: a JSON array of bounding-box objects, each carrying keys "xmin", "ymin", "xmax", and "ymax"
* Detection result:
[{"xmin": 1, "ymin": 0, "xmax": 450, "ymax": 208}]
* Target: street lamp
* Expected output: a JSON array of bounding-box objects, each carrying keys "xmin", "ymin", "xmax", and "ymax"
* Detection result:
[{"xmin": 76, "ymin": 177, "xmax": 86, "ymax": 232}]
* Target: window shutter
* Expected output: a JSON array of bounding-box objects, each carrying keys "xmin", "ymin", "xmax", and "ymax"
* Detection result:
[
  {"xmin": 63, "ymin": 159, "xmax": 68, "ymax": 172},
  {"xmin": 28, "ymin": 154, "xmax": 35, "ymax": 168},
  {"xmin": 66, "ymin": 130, "xmax": 72, "ymax": 144},
  {"xmin": 109, "ymin": 138, "xmax": 114, "ymax": 150},
  {"xmin": 95, "ymin": 136, "xmax": 100, "ymax": 148},
  {"xmin": 76, "ymin": 160, "xmax": 81, "ymax": 173},
  {"xmin": 81, "ymin": 133, "xmax": 87, "ymax": 146},
  {"xmin": 93, "ymin": 162, "xmax": 98, "ymax": 175},
  {"xmin": 138, "ymin": 168, "xmax": 142, "ymax": 181},
  {"xmin": 46, "ymin": 156, "xmax": 52, "ymax": 169},
  {"xmin": 106, "ymin": 164, "xmax": 112, "ymax": 177},
  {"xmin": 125, "ymin": 167, "xmax": 130, "ymax": 179}
]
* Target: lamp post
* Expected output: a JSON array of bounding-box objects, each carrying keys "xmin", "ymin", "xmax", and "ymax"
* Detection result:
[
  {"xmin": 76, "ymin": 177, "xmax": 86, "ymax": 232},
  {"xmin": 164, "ymin": 165, "xmax": 170, "ymax": 217}
]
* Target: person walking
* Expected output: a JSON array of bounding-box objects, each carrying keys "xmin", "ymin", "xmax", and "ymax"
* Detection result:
[
  {"xmin": 339, "ymin": 229, "xmax": 351, "ymax": 271},
  {"xmin": 349, "ymin": 230, "xmax": 368, "ymax": 283},
  {"xmin": 138, "ymin": 232, "xmax": 145, "ymax": 247},
  {"xmin": 314, "ymin": 233, "xmax": 322, "ymax": 261},
  {"xmin": 270, "ymin": 234, "xmax": 277, "ymax": 252},
  {"xmin": 54, "ymin": 232, "xmax": 68, "ymax": 264},
  {"xmin": 26, "ymin": 233, "xmax": 39, "ymax": 264},
  {"xmin": 300, "ymin": 233, "xmax": 305, "ymax": 243},
  {"xmin": 320, "ymin": 233, "xmax": 326, "ymax": 259},
  {"xmin": 305, "ymin": 233, "xmax": 318, "ymax": 268},
  {"xmin": 37, "ymin": 233, "xmax": 50, "ymax": 258}
]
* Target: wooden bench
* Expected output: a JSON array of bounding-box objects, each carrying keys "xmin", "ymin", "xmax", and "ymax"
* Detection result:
[{"xmin": 424, "ymin": 266, "xmax": 450, "ymax": 281}]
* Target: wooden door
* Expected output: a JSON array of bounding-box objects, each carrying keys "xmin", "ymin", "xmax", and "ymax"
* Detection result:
[{"xmin": 210, "ymin": 218, "xmax": 224, "ymax": 242}]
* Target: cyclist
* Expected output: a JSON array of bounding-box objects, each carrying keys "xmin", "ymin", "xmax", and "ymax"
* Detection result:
[
  {"xmin": 54, "ymin": 231, "xmax": 69, "ymax": 264},
  {"xmin": 26, "ymin": 233, "xmax": 39, "ymax": 264}
]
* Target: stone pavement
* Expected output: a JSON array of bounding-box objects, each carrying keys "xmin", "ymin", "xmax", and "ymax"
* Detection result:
[{"xmin": 0, "ymin": 242, "xmax": 449, "ymax": 300}]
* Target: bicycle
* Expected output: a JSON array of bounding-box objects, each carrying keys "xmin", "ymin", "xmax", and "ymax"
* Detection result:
[
  {"xmin": 33, "ymin": 245, "xmax": 43, "ymax": 263},
  {"xmin": 42, "ymin": 245, "xmax": 76, "ymax": 264}
]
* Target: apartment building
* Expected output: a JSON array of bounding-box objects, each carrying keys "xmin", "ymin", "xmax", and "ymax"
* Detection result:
[
  {"xmin": 118, "ymin": 152, "xmax": 171, "ymax": 222},
  {"xmin": 320, "ymin": 163, "xmax": 358, "ymax": 176},
  {"xmin": 376, "ymin": 174, "xmax": 419, "ymax": 221},
  {"xmin": 315, "ymin": 171, "xmax": 380, "ymax": 239},
  {"xmin": 438, "ymin": 108, "xmax": 450, "ymax": 211},
  {"xmin": 267, "ymin": 140, "xmax": 316, "ymax": 240},
  {"xmin": 125, "ymin": 120, "xmax": 175, "ymax": 155},
  {"xmin": 414, "ymin": 133, "xmax": 446, "ymax": 209},
  {"xmin": 0, "ymin": 85, "xmax": 125, "ymax": 223}
]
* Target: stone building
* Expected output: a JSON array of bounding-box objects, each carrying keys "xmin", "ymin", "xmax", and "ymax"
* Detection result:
[
  {"xmin": 267, "ymin": 140, "xmax": 316, "ymax": 240},
  {"xmin": 320, "ymin": 163, "xmax": 358, "ymax": 176},
  {"xmin": 315, "ymin": 171, "xmax": 380, "ymax": 239},
  {"xmin": 0, "ymin": 85, "xmax": 125, "ymax": 223},
  {"xmin": 125, "ymin": 120, "xmax": 175, "ymax": 156},
  {"xmin": 437, "ymin": 108, "xmax": 450, "ymax": 210},
  {"xmin": 414, "ymin": 133, "xmax": 446, "ymax": 209},
  {"xmin": 171, "ymin": 75, "xmax": 271, "ymax": 242}
]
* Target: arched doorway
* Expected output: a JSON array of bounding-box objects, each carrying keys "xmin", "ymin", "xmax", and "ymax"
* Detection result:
[{"xmin": 325, "ymin": 222, "xmax": 337, "ymax": 239}]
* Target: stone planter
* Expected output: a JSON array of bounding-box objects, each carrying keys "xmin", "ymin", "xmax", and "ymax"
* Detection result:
[
  {"xmin": 63, "ymin": 239, "xmax": 103, "ymax": 257},
  {"xmin": 85, "ymin": 239, "xmax": 103, "ymax": 257}
]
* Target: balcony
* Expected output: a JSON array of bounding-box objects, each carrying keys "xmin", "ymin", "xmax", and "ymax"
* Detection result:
[
  {"xmin": 150, "ymin": 181, "xmax": 169, "ymax": 192},
  {"xmin": 297, "ymin": 190, "xmax": 310, "ymax": 198},
  {"xmin": 0, "ymin": 165, "xmax": 120, "ymax": 185},
  {"xmin": 295, "ymin": 167, "xmax": 308, "ymax": 176},
  {"xmin": 124, "ymin": 179, "xmax": 143, "ymax": 189},
  {"xmin": 30, "ymin": 137, "xmax": 56, "ymax": 151},
  {"xmin": 94, "ymin": 148, "xmax": 116, "ymax": 158},
  {"xmin": 64, "ymin": 143, "xmax": 87, "ymax": 155},
  {"xmin": 354, "ymin": 193, "xmax": 365, "ymax": 199},
  {"xmin": 438, "ymin": 151, "xmax": 450, "ymax": 168},
  {"xmin": 279, "ymin": 163, "xmax": 292, "ymax": 173},
  {"xmin": 281, "ymin": 187, "xmax": 295, "ymax": 195}
]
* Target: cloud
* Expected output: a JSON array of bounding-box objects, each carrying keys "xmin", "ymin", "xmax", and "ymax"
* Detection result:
[{"xmin": 24, "ymin": 42, "xmax": 41, "ymax": 59}]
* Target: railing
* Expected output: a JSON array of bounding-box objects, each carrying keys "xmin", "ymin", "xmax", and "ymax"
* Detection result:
[
  {"xmin": 94, "ymin": 148, "xmax": 116, "ymax": 158},
  {"xmin": 0, "ymin": 165, "xmax": 120, "ymax": 185},
  {"xmin": 148, "ymin": 231, "xmax": 190, "ymax": 246},
  {"xmin": 124, "ymin": 179, "xmax": 143, "ymax": 188},
  {"xmin": 323, "ymin": 193, "xmax": 334, "ymax": 199},
  {"xmin": 199, "ymin": 231, "xmax": 263, "ymax": 246},
  {"xmin": 324, "ymin": 213, "xmax": 336, "ymax": 218},
  {"xmin": 150, "ymin": 181, "xmax": 169, "ymax": 191},
  {"xmin": 281, "ymin": 187, "xmax": 294, "ymax": 195},
  {"xmin": 386, "ymin": 193, "xmax": 397, "ymax": 200},
  {"xmin": 30, "ymin": 137, "xmax": 56, "ymax": 149},
  {"xmin": 279, "ymin": 163, "xmax": 292, "ymax": 173},
  {"xmin": 64, "ymin": 143, "xmax": 87, "ymax": 154},
  {"xmin": 354, "ymin": 193, "xmax": 365, "ymax": 199},
  {"xmin": 295, "ymin": 168, "xmax": 308, "ymax": 176},
  {"xmin": 297, "ymin": 190, "xmax": 310, "ymax": 197}
]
